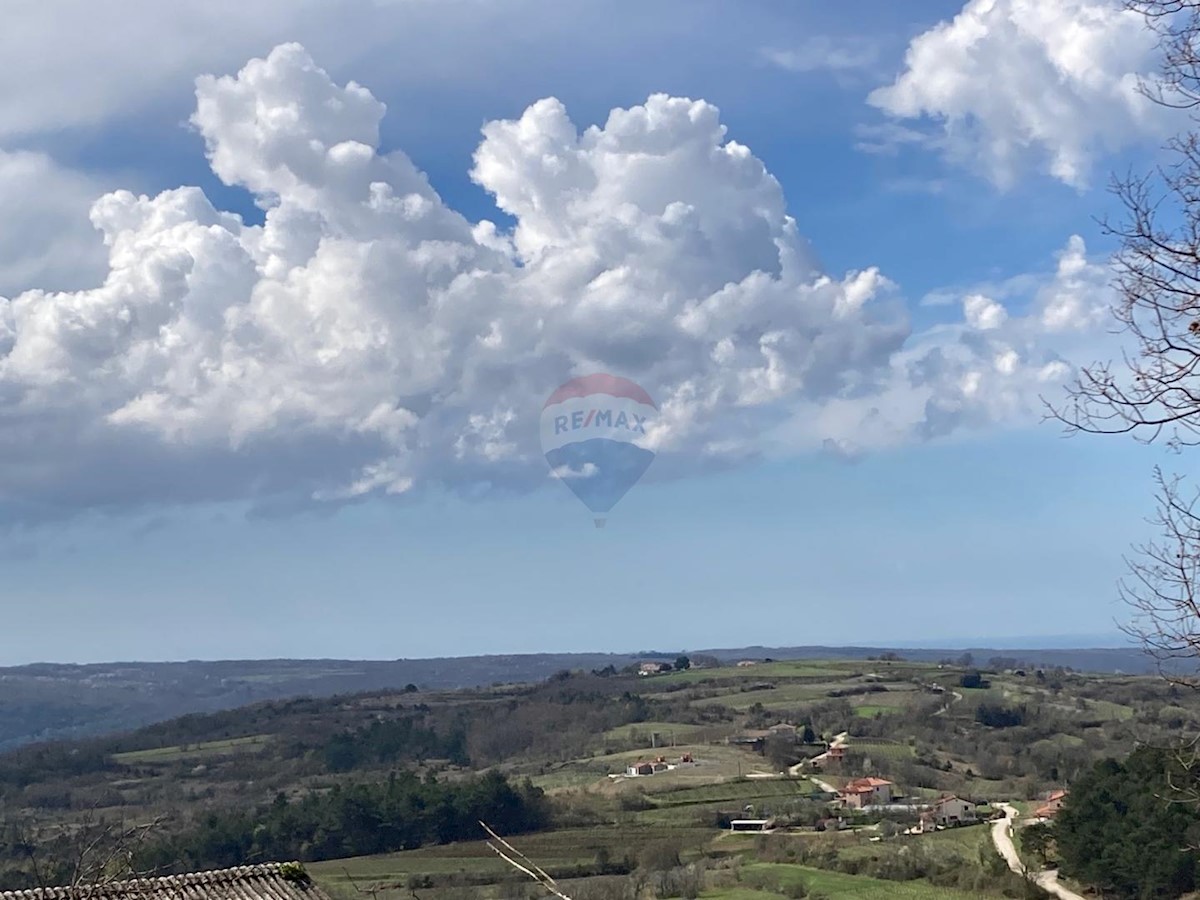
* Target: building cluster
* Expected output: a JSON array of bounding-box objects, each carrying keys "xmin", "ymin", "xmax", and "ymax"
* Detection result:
[{"xmin": 624, "ymin": 753, "xmax": 695, "ymax": 776}]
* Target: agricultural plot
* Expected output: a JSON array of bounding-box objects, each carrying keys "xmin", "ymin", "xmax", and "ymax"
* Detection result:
[
  {"xmin": 853, "ymin": 704, "xmax": 903, "ymax": 718},
  {"xmin": 311, "ymin": 825, "xmax": 716, "ymax": 884},
  {"xmin": 646, "ymin": 777, "xmax": 814, "ymax": 807},
  {"xmin": 737, "ymin": 862, "xmax": 1004, "ymax": 899},
  {"xmin": 691, "ymin": 684, "xmax": 831, "ymax": 711},
  {"xmin": 602, "ymin": 721, "xmax": 717, "ymax": 743},
  {"xmin": 652, "ymin": 661, "xmax": 863, "ymax": 686},
  {"xmin": 111, "ymin": 734, "xmax": 271, "ymax": 764},
  {"xmin": 524, "ymin": 742, "xmax": 776, "ymax": 792},
  {"xmin": 845, "ymin": 740, "xmax": 916, "ymax": 759}
]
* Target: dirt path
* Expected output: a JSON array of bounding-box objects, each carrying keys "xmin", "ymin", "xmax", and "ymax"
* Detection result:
[
  {"xmin": 933, "ymin": 690, "xmax": 963, "ymax": 716},
  {"xmin": 790, "ymin": 730, "xmax": 848, "ymax": 775},
  {"xmin": 992, "ymin": 803, "xmax": 1086, "ymax": 900}
]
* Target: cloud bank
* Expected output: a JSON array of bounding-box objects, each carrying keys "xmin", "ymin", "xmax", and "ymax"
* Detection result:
[{"xmin": 0, "ymin": 44, "xmax": 1111, "ymax": 521}]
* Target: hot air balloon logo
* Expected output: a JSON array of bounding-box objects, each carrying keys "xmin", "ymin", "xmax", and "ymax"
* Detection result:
[{"xmin": 540, "ymin": 374, "xmax": 657, "ymax": 527}]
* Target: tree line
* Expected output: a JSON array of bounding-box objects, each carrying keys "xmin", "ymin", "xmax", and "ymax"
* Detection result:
[{"xmin": 136, "ymin": 769, "xmax": 550, "ymax": 873}]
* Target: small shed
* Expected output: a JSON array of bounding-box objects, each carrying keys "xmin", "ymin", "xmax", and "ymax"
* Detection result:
[{"xmin": 729, "ymin": 818, "xmax": 774, "ymax": 832}]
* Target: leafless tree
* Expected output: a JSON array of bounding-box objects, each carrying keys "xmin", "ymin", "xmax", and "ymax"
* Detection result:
[
  {"xmin": 4, "ymin": 810, "xmax": 166, "ymax": 894},
  {"xmin": 1050, "ymin": 0, "xmax": 1200, "ymax": 683}
]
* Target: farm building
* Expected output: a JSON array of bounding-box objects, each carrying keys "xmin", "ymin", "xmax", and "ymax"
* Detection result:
[{"xmin": 729, "ymin": 818, "xmax": 775, "ymax": 832}]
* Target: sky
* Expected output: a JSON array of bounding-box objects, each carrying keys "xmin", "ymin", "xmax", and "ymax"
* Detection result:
[{"xmin": 0, "ymin": 0, "xmax": 1187, "ymax": 663}]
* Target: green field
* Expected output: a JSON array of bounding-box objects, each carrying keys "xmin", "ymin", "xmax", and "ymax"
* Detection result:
[
  {"xmin": 737, "ymin": 862, "xmax": 1004, "ymax": 899},
  {"xmin": 603, "ymin": 721, "xmax": 722, "ymax": 743},
  {"xmin": 846, "ymin": 740, "xmax": 916, "ymax": 759},
  {"xmin": 853, "ymin": 705, "xmax": 902, "ymax": 718},
  {"xmin": 646, "ymin": 777, "xmax": 814, "ymax": 807},
  {"xmin": 653, "ymin": 662, "xmax": 863, "ymax": 685},
  {"xmin": 310, "ymin": 825, "xmax": 716, "ymax": 884},
  {"xmin": 692, "ymin": 687, "xmax": 829, "ymax": 711},
  {"xmin": 111, "ymin": 734, "xmax": 272, "ymax": 764}
]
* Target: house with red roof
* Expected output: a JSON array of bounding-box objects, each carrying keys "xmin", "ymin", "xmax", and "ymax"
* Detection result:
[
  {"xmin": 838, "ymin": 777, "xmax": 894, "ymax": 809},
  {"xmin": 1035, "ymin": 789, "xmax": 1068, "ymax": 819}
]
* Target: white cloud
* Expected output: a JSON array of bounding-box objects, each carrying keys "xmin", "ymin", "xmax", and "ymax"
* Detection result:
[
  {"xmin": 0, "ymin": 44, "xmax": 1117, "ymax": 522},
  {"xmin": 862, "ymin": 233, "xmax": 1115, "ymax": 443},
  {"xmin": 762, "ymin": 37, "xmax": 881, "ymax": 75},
  {"xmin": 868, "ymin": 0, "xmax": 1168, "ymax": 188},
  {"xmin": 963, "ymin": 293, "xmax": 1007, "ymax": 330}
]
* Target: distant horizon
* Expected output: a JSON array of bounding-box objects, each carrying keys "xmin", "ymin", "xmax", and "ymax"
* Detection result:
[{"xmin": 1, "ymin": 632, "xmax": 1139, "ymax": 668}]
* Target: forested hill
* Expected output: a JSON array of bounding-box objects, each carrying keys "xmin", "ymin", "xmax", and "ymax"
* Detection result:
[{"xmin": 0, "ymin": 644, "xmax": 1160, "ymax": 749}]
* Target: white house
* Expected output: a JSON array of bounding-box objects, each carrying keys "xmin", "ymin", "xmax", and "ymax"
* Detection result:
[{"xmin": 931, "ymin": 795, "xmax": 977, "ymax": 826}]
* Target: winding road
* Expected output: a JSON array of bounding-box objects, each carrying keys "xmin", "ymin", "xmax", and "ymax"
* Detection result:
[
  {"xmin": 787, "ymin": 731, "xmax": 1084, "ymax": 897},
  {"xmin": 992, "ymin": 803, "xmax": 1085, "ymax": 900},
  {"xmin": 789, "ymin": 730, "xmax": 847, "ymax": 791}
]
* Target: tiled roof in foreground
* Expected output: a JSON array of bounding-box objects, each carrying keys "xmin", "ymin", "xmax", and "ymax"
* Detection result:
[{"xmin": 0, "ymin": 863, "xmax": 332, "ymax": 900}]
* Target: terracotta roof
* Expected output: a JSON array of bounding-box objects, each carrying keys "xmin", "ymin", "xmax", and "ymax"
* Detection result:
[
  {"xmin": 934, "ymin": 794, "xmax": 967, "ymax": 806},
  {"xmin": 0, "ymin": 864, "xmax": 332, "ymax": 900}
]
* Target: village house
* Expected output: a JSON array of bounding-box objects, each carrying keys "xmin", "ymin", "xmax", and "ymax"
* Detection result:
[
  {"xmin": 838, "ymin": 777, "xmax": 894, "ymax": 809},
  {"xmin": 626, "ymin": 761, "xmax": 654, "ymax": 776},
  {"xmin": 766, "ymin": 722, "xmax": 798, "ymax": 738},
  {"xmin": 1035, "ymin": 789, "xmax": 1068, "ymax": 819},
  {"xmin": 807, "ymin": 744, "xmax": 843, "ymax": 772},
  {"xmin": 930, "ymin": 794, "xmax": 978, "ymax": 826}
]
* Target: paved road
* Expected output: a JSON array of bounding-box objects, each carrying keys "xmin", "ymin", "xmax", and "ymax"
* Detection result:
[{"xmin": 992, "ymin": 803, "xmax": 1085, "ymax": 900}]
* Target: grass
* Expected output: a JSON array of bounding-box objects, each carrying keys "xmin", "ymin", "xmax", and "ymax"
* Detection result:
[
  {"xmin": 602, "ymin": 721, "xmax": 716, "ymax": 742},
  {"xmin": 112, "ymin": 734, "xmax": 271, "ymax": 764},
  {"xmin": 310, "ymin": 826, "xmax": 715, "ymax": 884},
  {"xmin": 654, "ymin": 661, "xmax": 863, "ymax": 686},
  {"xmin": 738, "ymin": 862, "xmax": 1003, "ymax": 899},
  {"xmin": 853, "ymin": 705, "xmax": 902, "ymax": 718},
  {"xmin": 691, "ymin": 685, "xmax": 833, "ymax": 711},
  {"xmin": 847, "ymin": 741, "xmax": 916, "ymax": 759},
  {"xmin": 632, "ymin": 778, "xmax": 818, "ymax": 825},
  {"xmin": 647, "ymin": 778, "xmax": 814, "ymax": 806},
  {"xmin": 835, "ymin": 824, "xmax": 990, "ymax": 864}
]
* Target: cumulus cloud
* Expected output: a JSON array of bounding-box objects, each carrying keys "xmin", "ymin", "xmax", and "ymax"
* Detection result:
[
  {"xmin": 0, "ymin": 44, "xmax": 1114, "ymax": 522},
  {"xmin": 867, "ymin": 0, "xmax": 1168, "ymax": 188}
]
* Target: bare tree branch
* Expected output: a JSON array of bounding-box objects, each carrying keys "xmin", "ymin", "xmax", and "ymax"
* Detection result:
[{"xmin": 480, "ymin": 822, "xmax": 573, "ymax": 900}]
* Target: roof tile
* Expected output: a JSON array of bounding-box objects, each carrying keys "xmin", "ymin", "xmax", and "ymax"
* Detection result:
[{"xmin": 0, "ymin": 863, "xmax": 332, "ymax": 900}]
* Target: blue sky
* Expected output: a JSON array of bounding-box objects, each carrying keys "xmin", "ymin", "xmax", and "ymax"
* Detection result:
[{"xmin": 0, "ymin": 0, "xmax": 1180, "ymax": 663}]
